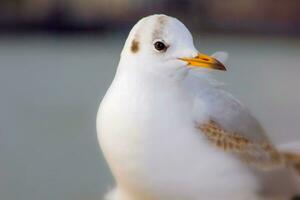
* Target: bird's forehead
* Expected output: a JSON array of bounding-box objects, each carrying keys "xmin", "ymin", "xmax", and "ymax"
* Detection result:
[
  {"xmin": 151, "ymin": 15, "xmax": 168, "ymax": 40},
  {"xmin": 126, "ymin": 15, "xmax": 193, "ymax": 54},
  {"xmin": 138, "ymin": 15, "xmax": 191, "ymax": 43},
  {"xmin": 128, "ymin": 15, "xmax": 169, "ymax": 54},
  {"xmin": 133, "ymin": 15, "xmax": 171, "ymax": 42}
]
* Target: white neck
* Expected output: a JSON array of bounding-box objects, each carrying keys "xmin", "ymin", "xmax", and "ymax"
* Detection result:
[{"xmin": 117, "ymin": 55, "xmax": 190, "ymax": 85}]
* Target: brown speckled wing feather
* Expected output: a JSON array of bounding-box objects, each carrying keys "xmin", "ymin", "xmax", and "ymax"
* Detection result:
[{"xmin": 198, "ymin": 120, "xmax": 285, "ymax": 170}]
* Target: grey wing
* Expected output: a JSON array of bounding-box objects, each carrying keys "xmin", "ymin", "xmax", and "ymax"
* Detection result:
[
  {"xmin": 196, "ymin": 86, "xmax": 269, "ymax": 142},
  {"xmin": 184, "ymin": 73, "xmax": 268, "ymax": 142},
  {"xmin": 193, "ymin": 84, "xmax": 288, "ymax": 170}
]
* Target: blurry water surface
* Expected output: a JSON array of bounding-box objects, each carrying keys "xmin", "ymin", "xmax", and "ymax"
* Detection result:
[{"xmin": 0, "ymin": 34, "xmax": 300, "ymax": 200}]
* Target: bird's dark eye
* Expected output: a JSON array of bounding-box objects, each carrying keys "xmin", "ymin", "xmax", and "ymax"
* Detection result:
[{"xmin": 154, "ymin": 41, "xmax": 168, "ymax": 52}]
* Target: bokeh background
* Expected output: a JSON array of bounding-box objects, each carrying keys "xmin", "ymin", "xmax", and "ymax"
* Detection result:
[{"xmin": 0, "ymin": 0, "xmax": 300, "ymax": 200}]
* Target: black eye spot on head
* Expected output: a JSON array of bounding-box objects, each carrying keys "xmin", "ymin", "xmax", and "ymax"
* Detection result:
[
  {"xmin": 131, "ymin": 39, "xmax": 139, "ymax": 53},
  {"xmin": 153, "ymin": 40, "xmax": 168, "ymax": 52}
]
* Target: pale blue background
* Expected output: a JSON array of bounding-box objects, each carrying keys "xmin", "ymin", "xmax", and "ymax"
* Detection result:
[{"xmin": 0, "ymin": 34, "xmax": 300, "ymax": 200}]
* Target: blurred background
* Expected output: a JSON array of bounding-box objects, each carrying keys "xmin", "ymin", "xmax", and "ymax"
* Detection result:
[{"xmin": 0, "ymin": 0, "xmax": 300, "ymax": 200}]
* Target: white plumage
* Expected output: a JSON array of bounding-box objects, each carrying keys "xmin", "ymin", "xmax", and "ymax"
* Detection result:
[{"xmin": 97, "ymin": 14, "xmax": 300, "ymax": 200}]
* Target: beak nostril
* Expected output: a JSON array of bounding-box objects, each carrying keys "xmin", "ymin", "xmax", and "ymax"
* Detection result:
[{"xmin": 202, "ymin": 58, "xmax": 210, "ymax": 61}]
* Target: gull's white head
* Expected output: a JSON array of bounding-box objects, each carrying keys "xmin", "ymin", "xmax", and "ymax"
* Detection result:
[{"xmin": 118, "ymin": 14, "xmax": 226, "ymax": 80}]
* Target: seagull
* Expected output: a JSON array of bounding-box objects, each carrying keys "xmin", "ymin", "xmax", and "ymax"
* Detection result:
[{"xmin": 97, "ymin": 14, "xmax": 300, "ymax": 200}]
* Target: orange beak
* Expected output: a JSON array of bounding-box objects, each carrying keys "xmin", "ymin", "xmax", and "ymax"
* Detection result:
[{"xmin": 178, "ymin": 53, "xmax": 226, "ymax": 71}]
